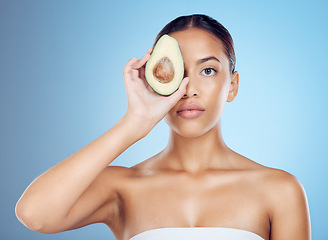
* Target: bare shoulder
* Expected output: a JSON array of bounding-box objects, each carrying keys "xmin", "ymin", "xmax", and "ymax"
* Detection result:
[
  {"xmin": 256, "ymin": 167, "xmax": 307, "ymax": 203},
  {"xmin": 235, "ymin": 153, "xmax": 306, "ymax": 196},
  {"xmin": 251, "ymin": 166, "xmax": 311, "ymax": 239},
  {"xmin": 235, "ymin": 153, "xmax": 308, "ymax": 213},
  {"xmin": 267, "ymin": 169, "xmax": 311, "ymax": 239},
  {"xmin": 245, "ymin": 161, "xmax": 307, "ymax": 204}
]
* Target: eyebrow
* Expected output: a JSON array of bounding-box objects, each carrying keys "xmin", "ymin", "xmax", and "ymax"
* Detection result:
[{"xmin": 196, "ymin": 56, "xmax": 221, "ymax": 65}]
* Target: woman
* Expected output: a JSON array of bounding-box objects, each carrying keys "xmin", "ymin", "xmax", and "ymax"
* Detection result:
[{"xmin": 15, "ymin": 14, "xmax": 311, "ymax": 240}]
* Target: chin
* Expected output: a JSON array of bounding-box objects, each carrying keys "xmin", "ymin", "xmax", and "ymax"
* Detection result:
[
  {"xmin": 174, "ymin": 128, "xmax": 207, "ymax": 138},
  {"xmin": 164, "ymin": 117, "xmax": 217, "ymax": 138}
]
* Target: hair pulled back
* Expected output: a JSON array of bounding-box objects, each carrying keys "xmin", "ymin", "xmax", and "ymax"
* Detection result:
[{"xmin": 154, "ymin": 14, "xmax": 236, "ymax": 74}]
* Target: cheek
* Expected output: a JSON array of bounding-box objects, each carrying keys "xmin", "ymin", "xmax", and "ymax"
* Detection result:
[
  {"xmin": 217, "ymin": 81, "xmax": 230, "ymax": 105},
  {"xmin": 204, "ymin": 78, "xmax": 231, "ymax": 116},
  {"xmin": 164, "ymin": 110, "xmax": 186, "ymax": 136},
  {"xmin": 205, "ymin": 77, "xmax": 229, "ymax": 101},
  {"xmin": 164, "ymin": 108, "xmax": 176, "ymax": 128}
]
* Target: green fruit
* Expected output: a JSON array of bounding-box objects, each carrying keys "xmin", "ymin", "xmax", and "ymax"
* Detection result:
[{"xmin": 145, "ymin": 34, "xmax": 184, "ymax": 96}]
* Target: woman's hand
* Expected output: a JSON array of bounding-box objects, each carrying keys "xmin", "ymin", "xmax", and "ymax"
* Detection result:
[{"xmin": 123, "ymin": 48, "xmax": 189, "ymax": 136}]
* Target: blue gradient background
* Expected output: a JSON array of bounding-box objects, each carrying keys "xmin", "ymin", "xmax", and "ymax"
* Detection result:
[{"xmin": 1, "ymin": 0, "xmax": 327, "ymax": 239}]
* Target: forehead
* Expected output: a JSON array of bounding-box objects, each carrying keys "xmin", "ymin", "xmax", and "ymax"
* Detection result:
[{"xmin": 169, "ymin": 28, "xmax": 226, "ymax": 62}]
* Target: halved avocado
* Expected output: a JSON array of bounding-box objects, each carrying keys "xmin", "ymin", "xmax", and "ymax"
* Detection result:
[{"xmin": 145, "ymin": 34, "xmax": 184, "ymax": 96}]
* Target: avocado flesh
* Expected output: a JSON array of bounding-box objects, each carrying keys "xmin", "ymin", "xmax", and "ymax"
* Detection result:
[{"xmin": 145, "ymin": 34, "xmax": 184, "ymax": 96}]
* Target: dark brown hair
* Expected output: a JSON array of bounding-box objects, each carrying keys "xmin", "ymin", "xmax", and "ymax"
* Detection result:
[{"xmin": 154, "ymin": 14, "xmax": 236, "ymax": 74}]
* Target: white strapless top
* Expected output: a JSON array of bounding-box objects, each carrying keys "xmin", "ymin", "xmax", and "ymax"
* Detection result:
[{"xmin": 129, "ymin": 227, "xmax": 264, "ymax": 240}]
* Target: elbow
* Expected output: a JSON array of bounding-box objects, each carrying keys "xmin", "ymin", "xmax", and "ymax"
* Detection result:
[
  {"xmin": 15, "ymin": 199, "xmax": 51, "ymax": 233},
  {"xmin": 15, "ymin": 200, "xmax": 65, "ymax": 234},
  {"xmin": 15, "ymin": 200, "xmax": 42, "ymax": 232}
]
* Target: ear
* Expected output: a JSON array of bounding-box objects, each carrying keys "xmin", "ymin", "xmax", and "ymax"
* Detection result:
[{"xmin": 227, "ymin": 71, "xmax": 239, "ymax": 102}]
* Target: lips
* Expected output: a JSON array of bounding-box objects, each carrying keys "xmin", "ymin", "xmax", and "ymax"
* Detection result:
[{"xmin": 177, "ymin": 103, "xmax": 205, "ymax": 119}]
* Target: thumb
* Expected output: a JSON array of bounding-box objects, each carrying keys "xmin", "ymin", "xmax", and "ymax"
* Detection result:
[{"xmin": 167, "ymin": 77, "xmax": 189, "ymax": 104}]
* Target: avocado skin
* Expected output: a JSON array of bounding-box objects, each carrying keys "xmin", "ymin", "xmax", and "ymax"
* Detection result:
[{"xmin": 145, "ymin": 35, "xmax": 184, "ymax": 96}]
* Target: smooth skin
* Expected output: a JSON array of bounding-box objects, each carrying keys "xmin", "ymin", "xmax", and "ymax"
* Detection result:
[{"xmin": 15, "ymin": 28, "xmax": 311, "ymax": 240}]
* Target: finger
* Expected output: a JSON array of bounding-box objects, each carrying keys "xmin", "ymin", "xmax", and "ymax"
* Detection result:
[
  {"xmin": 139, "ymin": 66, "xmax": 145, "ymax": 79},
  {"xmin": 123, "ymin": 57, "xmax": 138, "ymax": 82},
  {"xmin": 132, "ymin": 54, "xmax": 149, "ymax": 70},
  {"xmin": 123, "ymin": 57, "xmax": 137, "ymax": 75},
  {"xmin": 124, "ymin": 57, "xmax": 138, "ymax": 70},
  {"xmin": 132, "ymin": 48, "xmax": 152, "ymax": 70}
]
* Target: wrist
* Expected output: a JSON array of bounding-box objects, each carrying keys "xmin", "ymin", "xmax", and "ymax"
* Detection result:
[{"xmin": 120, "ymin": 112, "xmax": 155, "ymax": 140}]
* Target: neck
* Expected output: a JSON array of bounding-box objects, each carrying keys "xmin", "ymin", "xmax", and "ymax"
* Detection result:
[{"xmin": 163, "ymin": 121, "xmax": 231, "ymax": 173}]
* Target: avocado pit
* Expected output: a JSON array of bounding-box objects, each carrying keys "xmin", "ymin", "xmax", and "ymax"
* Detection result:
[{"xmin": 153, "ymin": 57, "xmax": 175, "ymax": 83}]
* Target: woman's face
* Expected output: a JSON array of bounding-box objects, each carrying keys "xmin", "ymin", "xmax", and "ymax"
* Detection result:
[{"xmin": 164, "ymin": 27, "xmax": 239, "ymax": 137}]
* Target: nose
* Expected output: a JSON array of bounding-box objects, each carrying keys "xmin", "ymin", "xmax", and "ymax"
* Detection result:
[{"xmin": 182, "ymin": 73, "xmax": 199, "ymax": 98}]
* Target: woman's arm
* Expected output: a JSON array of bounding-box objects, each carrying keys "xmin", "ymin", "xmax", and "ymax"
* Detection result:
[
  {"xmin": 15, "ymin": 48, "xmax": 189, "ymax": 233},
  {"xmin": 269, "ymin": 171, "xmax": 311, "ymax": 240},
  {"xmin": 15, "ymin": 115, "xmax": 143, "ymax": 233}
]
